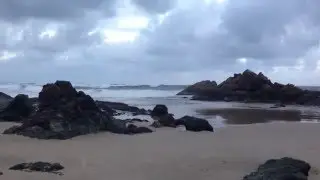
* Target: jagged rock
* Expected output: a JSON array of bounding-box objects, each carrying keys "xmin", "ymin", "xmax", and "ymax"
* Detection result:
[
  {"xmin": 243, "ymin": 157, "xmax": 311, "ymax": 180},
  {"xmin": 0, "ymin": 92, "xmax": 12, "ymax": 101},
  {"xmin": 0, "ymin": 94, "xmax": 33, "ymax": 122},
  {"xmin": 178, "ymin": 69, "xmax": 320, "ymax": 105},
  {"xmin": 177, "ymin": 80, "xmax": 217, "ymax": 95},
  {"xmin": 151, "ymin": 105, "xmax": 175, "ymax": 127},
  {"xmin": 175, "ymin": 116, "xmax": 213, "ymax": 132},
  {"xmin": 3, "ymin": 81, "xmax": 113, "ymax": 139},
  {"xmin": 9, "ymin": 162, "xmax": 64, "ymax": 174}
]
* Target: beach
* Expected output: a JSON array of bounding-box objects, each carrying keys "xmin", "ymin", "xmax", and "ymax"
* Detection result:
[{"xmin": 1, "ymin": 122, "xmax": 319, "ymax": 180}]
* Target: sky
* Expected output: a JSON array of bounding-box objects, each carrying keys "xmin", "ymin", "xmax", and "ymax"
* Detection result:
[{"xmin": 0, "ymin": 0, "xmax": 320, "ymax": 85}]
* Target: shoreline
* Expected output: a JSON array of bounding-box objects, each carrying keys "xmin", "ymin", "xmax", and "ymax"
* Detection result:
[{"xmin": 1, "ymin": 122, "xmax": 319, "ymax": 180}]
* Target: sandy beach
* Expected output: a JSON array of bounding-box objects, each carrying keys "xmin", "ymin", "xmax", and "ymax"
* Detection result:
[{"xmin": 0, "ymin": 122, "xmax": 319, "ymax": 180}]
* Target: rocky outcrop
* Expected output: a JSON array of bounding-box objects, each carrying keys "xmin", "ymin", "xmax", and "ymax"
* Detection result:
[
  {"xmin": 0, "ymin": 94, "xmax": 34, "ymax": 122},
  {"xmin": 243, "ymin": 157, "xmax": 311, "ymax": 180},
  {"xmin": 3, "ymin": 81, "xmax": 112, "ymax": 139},
  {"xmin": 150, "ymin": 105, "xmax": 175, "ymax": 127},
  {"xmin": 175, "ymin": 116, "xmax": 213, "ymax": 132},
  {"xmin": 178, "ymin": 69, "xmax": 320, "ymax": 105},
  {"xmin": 9, "ymin": 162, "xmax": 64, "ymax": 175},
  {"xmin": 177, "ymin": 80, "xmax": 217, "ymax": 95}
]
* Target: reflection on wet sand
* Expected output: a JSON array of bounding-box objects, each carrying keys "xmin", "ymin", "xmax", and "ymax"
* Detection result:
[{"xmin": 196, "ymin": 108, "xmax": 320, "ymax": 125}]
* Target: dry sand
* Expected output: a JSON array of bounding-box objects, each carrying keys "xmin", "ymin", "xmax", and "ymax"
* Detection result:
[{"xmin": 0, "ymin": 122, "xmax": 319, "ymax": 180}]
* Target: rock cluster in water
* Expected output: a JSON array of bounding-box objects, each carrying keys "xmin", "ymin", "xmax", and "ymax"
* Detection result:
[{"xmin": 178, "ymin": 69, "xmax": 320, "ymax": 105}]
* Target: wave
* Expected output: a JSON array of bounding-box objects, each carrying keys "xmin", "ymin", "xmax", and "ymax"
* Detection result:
[{"xmin": 0, "ymin": 83, "xmax": 184, "ymax": 98}]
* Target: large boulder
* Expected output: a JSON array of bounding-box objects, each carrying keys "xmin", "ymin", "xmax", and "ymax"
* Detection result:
[
  {"xmin": 243, "ymin": 157, "xmax": 311, "ymax": 180},
  {"xmin": 151, "ymin": 105, "xmax": 175, "ymax": 127},
  {"xmin": 0, "ymin": 94, "xmax": 33, "ymax": 122},
  {"xmin": 175, "ymin": 116, "xmax": 213, "ymax": 132}
]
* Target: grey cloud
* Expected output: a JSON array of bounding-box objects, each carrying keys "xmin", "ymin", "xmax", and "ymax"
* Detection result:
[
  {"xmin": 131, "ymin": 0, "xmax": 176, "ymax": 13},
  {"xmin": 0, "ymin": 0, "xmax": 117, "ymax": 22},
  {"xmin": 141, "ymin": 0, "xmax": 320, "ymax": 72}
]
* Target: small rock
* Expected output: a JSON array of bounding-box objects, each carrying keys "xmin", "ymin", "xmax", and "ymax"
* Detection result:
[
  {"xmin": 9, "ymin": 162, "xmax": 64, "ymax": 174},
  {"xmin": 0, "ymin": 171, "xmax": 3, "ymax": 175}
]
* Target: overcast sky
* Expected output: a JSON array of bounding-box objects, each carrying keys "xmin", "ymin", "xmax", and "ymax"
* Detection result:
[{"xmin": 0, "ymin": 0, "xmax": 320, "ymax": 85}]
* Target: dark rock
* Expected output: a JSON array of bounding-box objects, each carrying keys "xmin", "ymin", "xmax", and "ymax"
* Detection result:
[
  {"xmin": 3, "ymin": 81, "xmax": 114, "ymax": 139},
  {"xmin": 127, "ymin": 124, "xmax": 153, "ymax": 134},
  {"xmin": 270, "ymin": 102, "xmax": 286, "ymax": 108},
  {"xmin": 9, "ymin": 162, "xmax": 64, "ymax": 174},
  {"xmin": 151, "ymin": 105, "xmax": 175, "ymax": 127},
  {"xmin": 151, "ymin": 104, "xmax": 168, "ymax": 117},
  {"xmin": 106, "ymin": 119, "xmax": 153, "ymax": 134},
  {"xmin": 95, "ymin": 100, "xmax": 149, "ymax": 115},
  {"xmin": 0, "ymin": 92, "xmax": 12, "ymax": 101},
  {"xmin": 0, "ymin": 171, "xmax": 2, "ymax": 175},
  {"xmin": 177, "ymin": 80, "xmax": 217, "ymax": 95},
  {"xmin": 175, "ymin": 116, "xmax": 213, "ymax": 132},
  {"xmin": 126, "ymin": 118, "xmax": 149, "ymax": 123},
  {"xmin": 243, "ymin": 157, "xmax": 311, "ymax": 180},
  {"xmin": 179, "ymin": 69, "xmax": 320, "ymax": 105},
  {"xmin": 0, "ymin": 94, "xmax": 33, "ymax": 122}
]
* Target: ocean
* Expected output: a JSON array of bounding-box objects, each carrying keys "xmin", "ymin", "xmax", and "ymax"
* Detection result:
[{"xmin": 1, "ymin": 83, "xmax": 320, "ymax": 127}]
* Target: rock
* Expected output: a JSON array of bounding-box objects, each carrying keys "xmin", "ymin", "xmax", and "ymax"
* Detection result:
[
  {"xmin": 0, "ymin": 171, "xmax": 2, "ymax": 175},
  {"xmin": 127, "ymin": 124, "xmax": 153, "ymax": 134},
  {"xmin": 175, "ymin": 116, "xmax": 213, "ymax": 132},
  {"xmin": 179, "ymin": 69, "xmax": 320, "ymax": 105},
  {"xmin": 151, "ymin": 104, "xmax": 168, "ymax": 117},
  {"xmin": 126, "ymin": 118, "xmax": 149, "ymax": 123},
  {"xmin": 3, "ymin": 81, "xmax": 114, "ymax": 140},
  {"xmin": 0, "ymin": 94, "xmax": 33, "ymax": 122},
  {"xmin": 243, "ymin": 157, "xmax": 311, "ymax": 180},
  {"xmin": 0, "ymin": 92, "xmax": 12, "ymax": 102},
  {"xmin": 95, "ymin": 100, "xmax": 149, "ymax": 115},
  {"xmin": 151, "ymin": 105, "xmax": 175, "ymax": 127},
  {"xmin": 9, "ymin": 162, "xmax": 64, "ymax": 174},
  {"xmin": 177, "ymin": 80, "xmax": 218, "ymax": 95},
  {"xmin": 270, "ymin": 102, "xmax": 286, "ymax": 108},
  {"xmin": 106, "ymin": 119, "xmax": 153, "ymax": 134}
]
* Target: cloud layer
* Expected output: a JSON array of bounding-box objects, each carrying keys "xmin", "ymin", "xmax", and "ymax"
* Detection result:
[{"xmin": 1, "ymin": 0, "xmax": 320, "ymax": 85}]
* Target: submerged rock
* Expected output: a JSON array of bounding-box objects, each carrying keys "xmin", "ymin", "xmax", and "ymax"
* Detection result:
[
  {"xmin": 243, "ymin": 157, "xmax": 311, "ymax": 180},
  {"xmin": 9, "ymin": 162, "xmax": 64, "ymax": 174}
]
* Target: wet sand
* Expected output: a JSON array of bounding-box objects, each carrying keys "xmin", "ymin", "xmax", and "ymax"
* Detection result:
[{"xmin": 0, "ymin": 122, "xmax": 319, "ymax": 180}]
